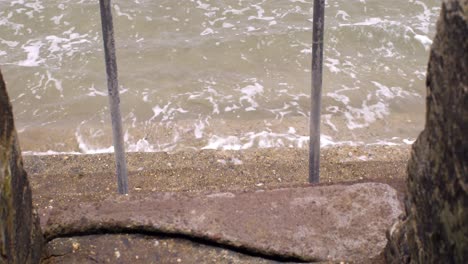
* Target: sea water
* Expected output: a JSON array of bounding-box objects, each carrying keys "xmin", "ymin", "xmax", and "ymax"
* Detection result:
[{"xmin": 0, "ymin": 0, "xmax": 440, "ymax": 154}]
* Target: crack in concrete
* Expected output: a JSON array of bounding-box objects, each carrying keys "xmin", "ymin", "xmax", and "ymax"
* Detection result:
[{"xmin": 45, "ymin": 229, "xmax": 316, "ymax": 263}]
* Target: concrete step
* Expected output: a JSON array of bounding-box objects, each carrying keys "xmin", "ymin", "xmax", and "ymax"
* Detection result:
[{"xmin": 40, "ymin": 182, "xmax": 401, "ymax": 263}]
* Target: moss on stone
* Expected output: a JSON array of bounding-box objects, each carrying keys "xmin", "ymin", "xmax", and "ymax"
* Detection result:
[
  {"xmin": 0, "ymin": 69, "xmax": 43, "ymax": 263},
  {"xmin": 385, "ymin": 1, "xmax": 468, "ymax": 263}
]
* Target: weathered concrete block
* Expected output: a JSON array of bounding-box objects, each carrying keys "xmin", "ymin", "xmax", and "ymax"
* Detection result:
[
  {"xmin": 385, "ymin": 0, "xmax": 468, "ymax": 263},
  {"xmin": 41, "ymin": 182, "xmax": 402, "ymax": 262},
  {"xmin": 0, "ymin": 70, "xmax": 43, "ymax": 263}
]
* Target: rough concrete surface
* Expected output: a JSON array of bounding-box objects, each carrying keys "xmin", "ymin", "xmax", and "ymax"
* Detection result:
[{"xmin": 40, "ymin": 182, "xmax": 402, "ymax": 262}]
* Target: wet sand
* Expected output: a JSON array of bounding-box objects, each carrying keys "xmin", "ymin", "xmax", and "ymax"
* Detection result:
[{"xmin": 24, "ymin": 145, "xmax": 410, "ymax": 211}]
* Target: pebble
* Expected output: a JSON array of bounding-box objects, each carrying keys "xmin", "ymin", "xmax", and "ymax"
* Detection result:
[{"xmin": 72, "ymin": 242, "xmax": 80, "ymax": 251}]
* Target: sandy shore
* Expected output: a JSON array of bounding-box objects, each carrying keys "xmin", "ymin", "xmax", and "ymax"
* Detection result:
[{"xmin": 24, "ymin": 145, "xmax": 411, "ymax": 212}]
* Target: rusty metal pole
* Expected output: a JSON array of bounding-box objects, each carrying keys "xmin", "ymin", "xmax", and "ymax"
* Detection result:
[
  {"xmin": 309, "ymin": 0, "xmax": 325, "ymax": 183},
  {"xmin": 99, "ymin": 0, "xmax": 129, "ymax": 194}
]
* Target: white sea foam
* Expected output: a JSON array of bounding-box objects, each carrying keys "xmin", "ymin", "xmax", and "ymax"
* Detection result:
[
  {"xmin": 414, "ymin": 34, "xmax": 433, "ymax": 50},
  {"xmin": 339, "ymin": 17, "xmax": 384, "ymax": 27},
  {"xmin": 22, "ymin": 150, "xmax": 81, "ymax": 156},
  {"xmin": 222, "ymin": 7, "xmax": 250, "ymax": 16},
  {"xmin": 373, "ymin": 81, "xmax": 418, "ymax": 99},
  {"xmin": 336, "ymin": 10, "xmax": 350, "ymax": 21},
  {"xmin": 127, "ymin": 138, "xmax": 155, "ymax": 152},
  {"xmin": 114, "ymin": 4, "xmax": 133, "ymax": 20},
  {"xmin": 150, "ymin": 103, "xmax": 189, "ymax": 122},
  {"xmin": 345, "ymin": 101, "xmax": 389, "ymax": 130},
  {"xmin": 18, "ymin": 40, "xmax": 44, "ymax": 67},
  {"xmin": 323, "ymin": 114, "xmax": 338, "ymax": 132},
  {"xmin": 0, "ymin": 39, "xmax": 19, "ymax": 48},
  {"xmin": 202, "ymin": 135, "xmax": 243, "ymax": 150},
  {"xmin": 222, "ymin": 22, "xmax": 234, "ymax": 28},
  {"xmin": 239, "ymin": 82, "xmax": 264, "ymax": 112},
  {"xmin": 75, "ymin": 130, "xmax": 114, "ymax": 154},
  {"xmin": 249, "ymin": 4, "xmax": 275, "ymax": 21},
  {"xmin": 202, "ymin": 132, "xmax": 363, "ymax": 151},
  {"xmin": 200, "ymin": 28, "xmax": 214, "ymax": 35},
  {"xmin": 3, "ymin": 0, "xmax": 437, "ymax": 155},
  {"xmin": 87, "ymin": 84, "xmax": 107, "ymax": 97},
  {"xmin": 50, "ymin": 14, "xmax": 63, "ymax": 25},
  {"xmin": 325, "ymin": 58, "xmax": 341, "ymax": 73},
  {"xmin": 327, "ymin": 91, "xmax": 350, "ymax": 105},
  {"xmin": 45, "ymin": 32, "xmax": 90, "ymax": 56},
  {"xmin": 44, "ymin": 73, "xmax": 60, "ymax": 94},
  {"xmin": 413, "ymin": 1, "xmax": 432, "ymax": 34},
  {"xmin": 403, "ymin": 138, "xmax": 416, "ymax": 145},
  {"xmin": 194, "ymin": 119, "xmax": 205, "ymax": 139}
]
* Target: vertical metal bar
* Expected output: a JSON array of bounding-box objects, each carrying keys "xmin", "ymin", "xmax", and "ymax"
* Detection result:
[
  {"xmin": 309, "ymin": 0, "xmax": 325, "ymax": 183},
  {"xmin": 99, "ymin": 0, "xmax": 129, "ymax": 194}
]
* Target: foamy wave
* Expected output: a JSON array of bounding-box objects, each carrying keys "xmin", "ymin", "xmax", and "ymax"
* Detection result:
[
  {"xmin": 3, "ymin": 0, "xmax": 437, "ymax": 155},
  {"xmin": 23, "ymin": 128, "xmax": 417, "ymax": 155},
  {"xmin": 202, "ymin": 132, "xmax": 358, "ymax": 151},
  {"xmin": 22, "ymin": 150, "xmax": 81, "ymax": 156},
  {"xmin": 240, "ymin": 81, "xmax": 264, "ymax": 111},
  {"xmin": 18, "ymin": 40, "xmax": 44, "ymax": 67}
]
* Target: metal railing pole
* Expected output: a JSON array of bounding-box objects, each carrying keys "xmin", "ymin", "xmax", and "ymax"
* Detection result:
[
  {"xmin": 309, "ymin": 0, "xmax": 325, "ymax": 184},
  {"xmin": 99, "ymin": 0, "xmax": 129, "ymax": 194}
]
